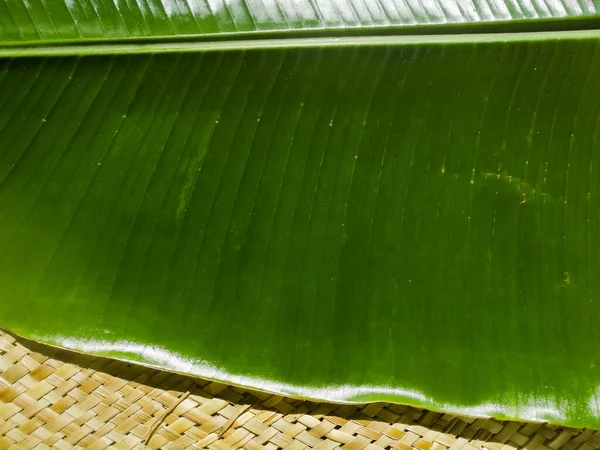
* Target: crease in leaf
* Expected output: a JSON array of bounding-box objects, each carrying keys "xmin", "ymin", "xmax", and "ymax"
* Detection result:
[{"xmin": 1, "ymin": 29, "xmax": 600, "ymax": 57}]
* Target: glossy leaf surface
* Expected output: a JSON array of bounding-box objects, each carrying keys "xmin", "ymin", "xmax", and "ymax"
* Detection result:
[
  {"xmin": 2, "ymin": 34, "xmax": 600, "ymax": 428},
  {"xmin": 1, "ymin": 0, "xmax": 599, "ymax": 45}
]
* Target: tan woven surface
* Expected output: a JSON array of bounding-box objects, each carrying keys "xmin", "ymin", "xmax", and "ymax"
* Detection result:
[{"xmin": 0, "ymin": 331, "xmax": 598, "ymax": 450}]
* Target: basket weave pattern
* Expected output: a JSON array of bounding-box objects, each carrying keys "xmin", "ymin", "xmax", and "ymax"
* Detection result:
[{"xmin": 1, "ymin": 331, "xmax": 598, "ymax": 450}]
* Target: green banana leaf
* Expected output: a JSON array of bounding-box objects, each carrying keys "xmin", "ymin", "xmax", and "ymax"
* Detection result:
[
  {"xmin": 3, "ymin": 0, "xmax": 600, "ymax": 431},
  {"xmin": 1, "ymin": 0, "xmax": 599, "ymax": 44}
]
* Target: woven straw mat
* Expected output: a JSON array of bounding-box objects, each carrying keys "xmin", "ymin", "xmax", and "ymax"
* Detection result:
[{"xmin": 1, "ymin": 330, "xmax": 599, "ymax": 450}]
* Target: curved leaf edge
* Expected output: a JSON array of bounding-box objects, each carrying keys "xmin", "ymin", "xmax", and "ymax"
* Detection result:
[{"xmin": 3, "ymin": 326, "xmax": 596, "ymax": 430}]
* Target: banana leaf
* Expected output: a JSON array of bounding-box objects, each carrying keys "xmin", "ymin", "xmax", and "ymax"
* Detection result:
[
  {"xmin": 2, "ymin": 0, "xmax": 600, "ymax": 431},
  {"xmin": 1, "ymin": 0, "xmax": 599, "ymax": 44}
]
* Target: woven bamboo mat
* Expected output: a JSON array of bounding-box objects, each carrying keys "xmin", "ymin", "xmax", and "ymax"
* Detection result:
[{"xmin": 0, "ymin": 331, "xmax": 598, "ymax": 450}]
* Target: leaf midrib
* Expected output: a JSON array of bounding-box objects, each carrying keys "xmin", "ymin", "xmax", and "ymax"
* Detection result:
[{"xmin": 1, "ymin": 29, "xmax": 599, "ymax": 57}]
